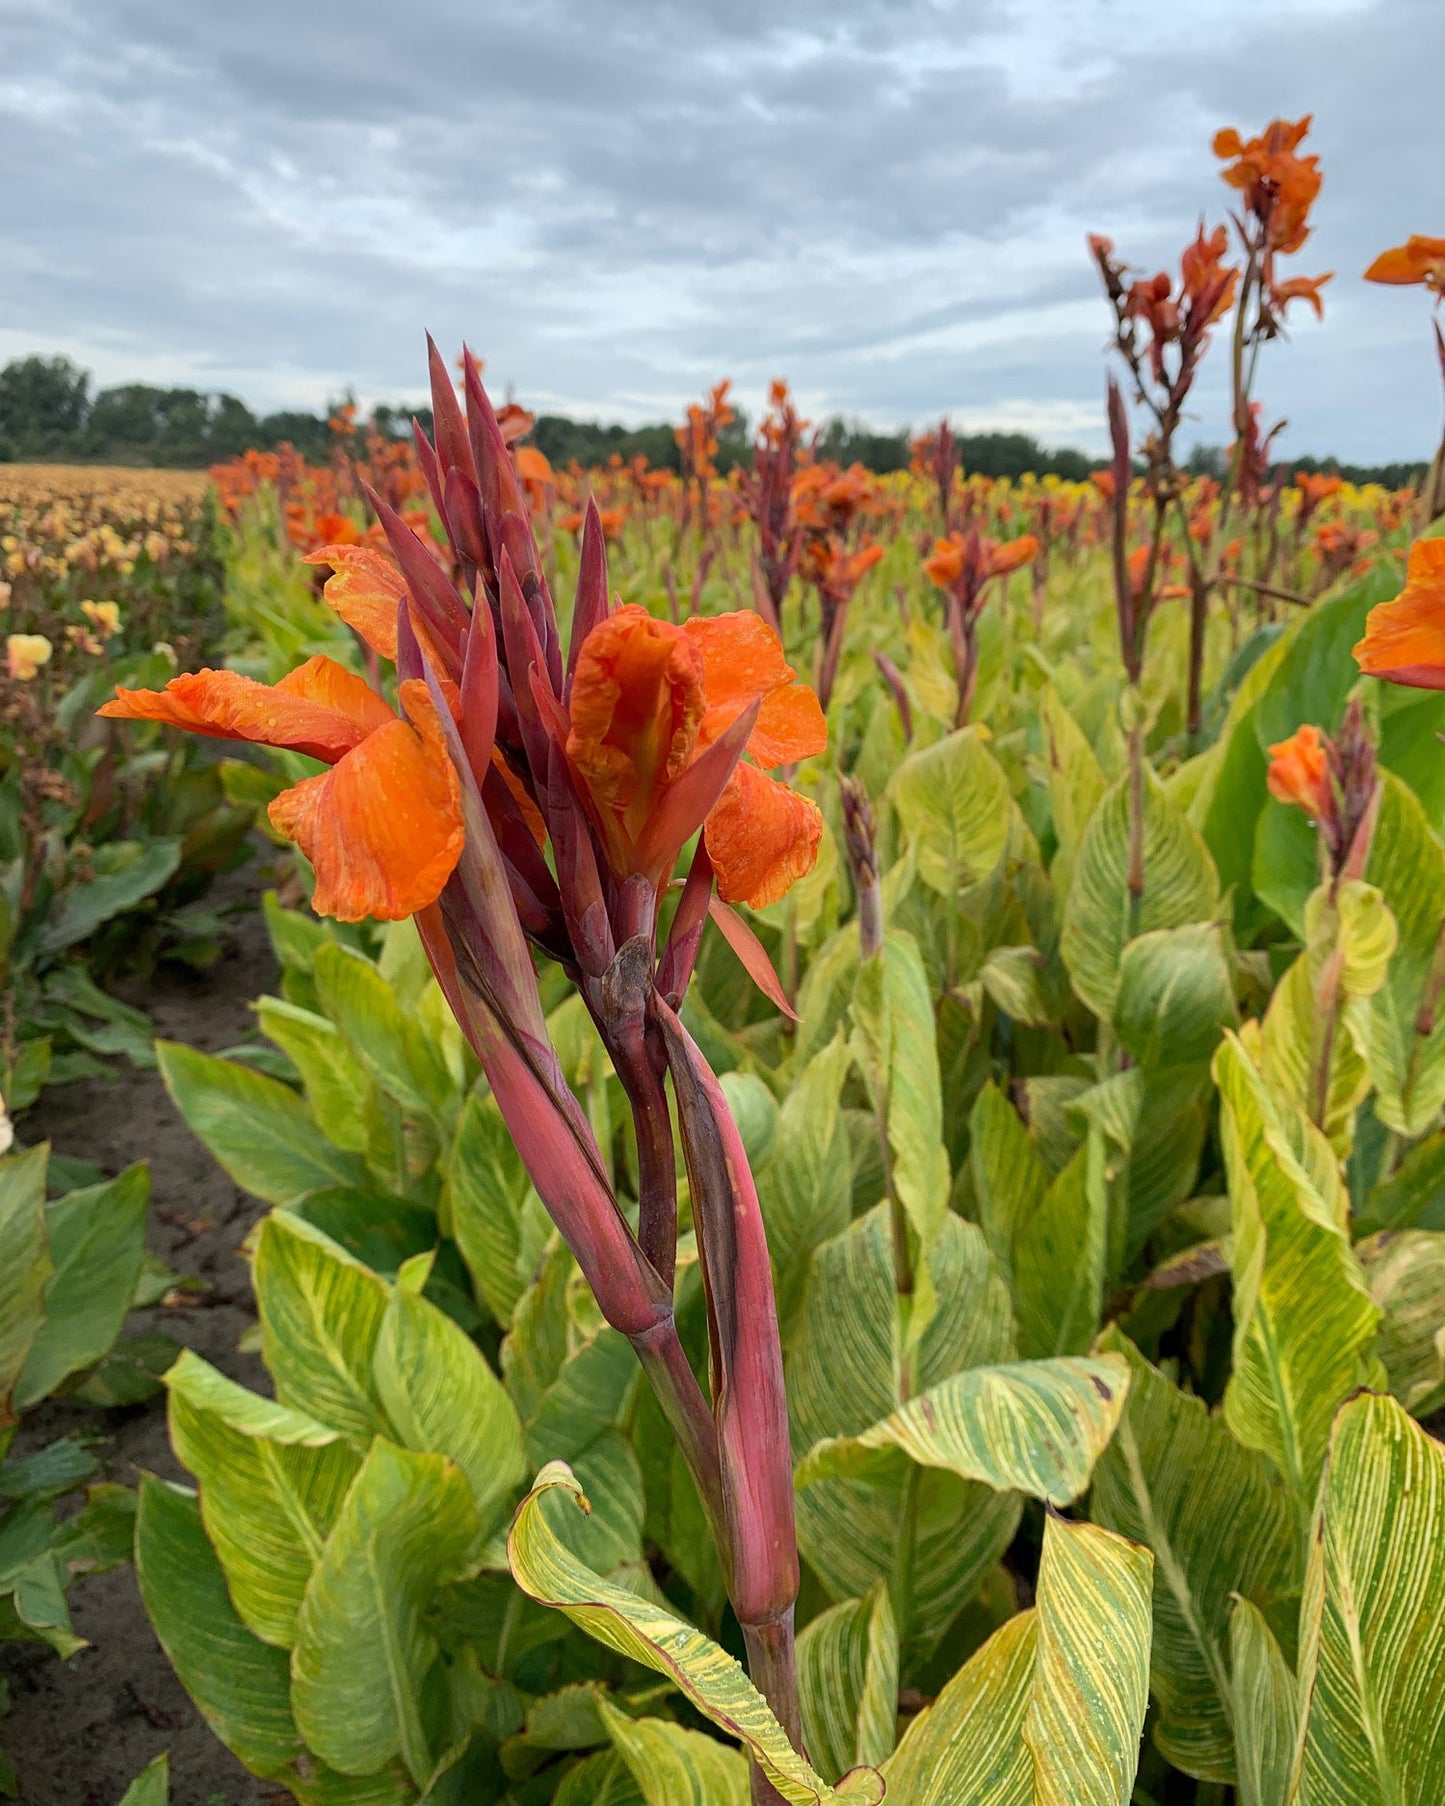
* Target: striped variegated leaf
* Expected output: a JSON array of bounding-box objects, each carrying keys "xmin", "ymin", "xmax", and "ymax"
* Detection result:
[
  {"xmin": 1213, "ymin": 1034, "xmax": 1379, "ymax": 1516},
  {"xmin": 1090, "ymin": 1330, "xmax": 1300, "ymax": 1783},
  {"xmin": 1060, "ymin": 768, "xmax": 1220, "ymax": 1023},
  {"xmin": 882, "ymin": 1514, "xmax": 1152, "ymax": 1804},
  {"xmin": 1357, "ymin": 1228, "xmax": 1445, "ymax": 1416},
  {"xmin": 1228, "ymin": 1599, "xmax": 1297, "ymax": 1806},
  {"xmin": 1358, "ymin": 774, "xmax": 1445, "ymax": 1137},
  {"xmin": 253, "ymin": 1211, "xmax": 390, "ymax": 1440},
  {"xmin": 291, "ymin": 1438, "xmax": 478, "ymax": 1789},
  {"xmin": 595, "ymin": 1697, "xmax": 748, "ymax": 1805},
  {"xmin": 506, "ymin": 1462, "xmax": 884, "ymax": 1805},
  {"xmin": 787, "ymin": 1207, "xmax": 1019, "ymax": 1648},
  {"xmin": 1294, "ymin": 1391, "xmax": 1445, "ymax": 1804},
  {"xmin": 165, "ymin": 1349, "xmax": 362, "ymax": 1647},
  {"xmin": 796, "ymin": 1584, "xmax": 899, "ymax": 1783},
  {"xmin": 794, "ymin": 1354, "xmax": 1128, "ymax": 1507}
]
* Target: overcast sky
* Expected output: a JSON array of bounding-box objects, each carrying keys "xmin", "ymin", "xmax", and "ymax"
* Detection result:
[{"xmin": 2, "ymin": 0, "xmax": 1440, "ymax": 459}]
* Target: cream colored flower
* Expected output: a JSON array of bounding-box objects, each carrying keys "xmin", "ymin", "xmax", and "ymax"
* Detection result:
[
  {"xmin": 81, "ymin": 599, "xmax": 122, "ymax": 638},
  {"xmin": 7, "ymin": 633, "xmax": 53, "ymax": 680}
]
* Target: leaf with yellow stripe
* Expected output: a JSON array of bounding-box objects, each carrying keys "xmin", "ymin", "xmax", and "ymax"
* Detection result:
[
  {"xmin": 881, "ymin": 1514, "xmax": 1153, "ymax": 1804},
  {"xmin": 506, "ymin": 1462, "xmax": 884, "ymax": 1804},
  {"xmin": 1293, "ymin": 1391, "xmax": 1445, "ymax": 1804},
  {"xmin": 794, "ymin": 1355, "xmax": 1129, "ymax": 1507},
  {"xmin": 164, "ymin": 1349, "xmax": 361, "ymax": 1648},
  {"xmin": 796, "ymin": 1584, "xmax": 899, "ymax": 1784},
  {"xmin": 595, "ymin": 1698, "xmax": 748, "ymax": 1805},
  {"xmin": 1213, "ymin": 1034, "xmax": 1379, "ymax": 1517}
]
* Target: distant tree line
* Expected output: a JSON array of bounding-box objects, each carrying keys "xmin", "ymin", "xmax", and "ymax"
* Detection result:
[
  {"xmin": 0, "ymin": 356, "xmax": 1423, "ymax": 487},
  {"xmin": 1185, "ymin": 443, "xmax": 1426, "ymax": 491}
]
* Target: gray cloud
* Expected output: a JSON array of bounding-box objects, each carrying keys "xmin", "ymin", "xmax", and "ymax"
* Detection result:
[{"xmin": 1, "ymin": 0, "xmax": 1440, "ymax": 458}]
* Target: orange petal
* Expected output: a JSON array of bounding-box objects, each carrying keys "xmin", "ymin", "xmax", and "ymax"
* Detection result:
[
  {"xmin": 1363, "ymin": 245, "xmax": 1426, "ymax": 285},
  {"xmin": 1354, "ymin": 539, "xmax": 1445, "ymax": 689},
  {"xmin": 304, "ymin": 545, "xmax": 406, "ymax": 659},
  {"xmin": 99, "ymin": 657, "xmax": 390, "ymax": 762},
  {"xmin": 568, "ymin": 604, "xmax": 703, "ymax": 842},
  {"xmin": 684, "ymin": 610, "xmax": 828, "ymax": 764},
  {"xmin": 749, "ymin": 684, "xmax": 828, "ymax": 767},
  {"xmin": 988, "ymin": 534, "xmax": 1039, "ymax": 577},
  {"xmin": 684, "ymin": 611, "xmax": 793, "ymax": 715},
  {"xmin": 268, "ymin": 680, "xmax": 463, "ymax": 921},
  {"xmin": 704, "ymin": 761, "xmax": 823, "ymax": 909}
]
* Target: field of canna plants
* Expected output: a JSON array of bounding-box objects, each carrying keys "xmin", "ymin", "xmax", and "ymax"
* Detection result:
[{"xmin": 7, "ymin": 114, "xmax": 1445, "ymax": 1806}]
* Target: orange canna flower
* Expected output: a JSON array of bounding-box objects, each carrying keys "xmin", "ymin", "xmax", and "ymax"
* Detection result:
[
  {"xmin": 923, "ymin": 531, "xmax": 1037, "ymax": 589},
  {"xmin": 100, "ymin": 658, "xmax": 463, "ymax": 920},
  {"xmin": 1270, "ymin": 272, "xmax": 1333, "ymax": 320},
  {"xmin": 1213, "ymin": 116, "xmax": 1322, "ymax": 255},
  {"xmin": 566, "ymin": 606, "xmax": 826, "ymax": 907},
  {"xmin": 1267, "ymin": 723, "xmax": 1334, "ymax": 819},
  {"xmin": 1354, "ymin": 537, "xmax": 1445, "ymax": 689},
  {"xmin": 1364, "ymin": 235, "xmax": 1445, "ymax": 296}
]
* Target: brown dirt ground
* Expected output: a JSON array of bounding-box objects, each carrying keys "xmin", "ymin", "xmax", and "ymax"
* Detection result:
[{"xmin": 4, "ymin": 860, "xmax": 283, "ymax": 1806}]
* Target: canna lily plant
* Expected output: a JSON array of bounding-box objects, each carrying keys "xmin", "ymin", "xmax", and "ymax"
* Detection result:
[{"xmin": 104, "ymin": 340, "xmax": 833, "ymax": 1796}]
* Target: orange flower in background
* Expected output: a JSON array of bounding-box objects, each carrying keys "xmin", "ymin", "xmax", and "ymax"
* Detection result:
[
  {"xmin": 1354, "ymin": 537, "xmax": 1445, "ymax": 689},
  {"xmin": 1213, "ymin": 115, "xmax": 1322, "ymax": 254},
  {"xmin": 100, "ymin": 659, "xmax": 463, "ymax": 920},
  {"xmin": 923, "ymin": 531, "xmax": 1038, "ymax": 590},
  {"xmin": 1365, "ymin": 235, "xmax": 1445, "ymax": 297},
  {"xmin": 1267, "ymin": 723, "xmax": 1334, "ymax": 819},
  {"xmin": 566, "ymin": 606, "xmax": 826, "ymax": 906},
  {"xmin": 1270, "ymin": 272, "xmax": 1332, "ymax": 320}
]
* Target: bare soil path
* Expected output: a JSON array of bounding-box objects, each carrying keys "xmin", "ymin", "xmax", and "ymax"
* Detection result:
[{"xmin": 4, "ymin": 862, "xmax": 280, "ymax": 1806}]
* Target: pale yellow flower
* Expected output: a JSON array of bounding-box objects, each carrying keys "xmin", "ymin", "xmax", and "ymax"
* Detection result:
[
  {"xmin": 7, "ymin": 633, "xmax": 53, "ymax": 680},
  {"xmin": 0, "ymin": 581, "xmax": 10, "ymax": 609},
  {"xmin": 81, "ymin": 599, "xmax": 122, "ymax": 638}
]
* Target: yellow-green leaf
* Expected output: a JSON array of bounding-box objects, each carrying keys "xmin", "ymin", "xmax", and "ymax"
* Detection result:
[
  {"xmin": 1061, "ymin": 768, "xmax": 1220, "ymax": 1022},
  {"xmin": 291, "ymin": 1438, "xmax": 478, "ymax": 1789},
  {"xmin": 253, "ymin": 1211, "xmax": 390, "ymax": 1440},
  {"xmin": 1357, "ymin": 1229, "xmax": 1445, "ymax": 1414},
  {"xmin": 596, "ymin": 1697, "xmax": 748, "ymax": 1805},
  {"xmin": 1295, "ymin": 1391, "xmax": 1445, "ymax": 1804},
  {"xmin": 882, "ymin": 1514, "xmax": 1153, "ymax": 1804},
  {"xmin": 796, "ymin": 1584, "xmax": 899, "ymax": 1784},
  {"xmin": 1214, "ymin": 1035, "xmax": 1379, "ymax": 1515},
  {"xmin": 0, "ymin": 1146, "xmax": 53, "ymax": 1418},
  {"xmin": 795, "ymin": 1355, "xmax": 1128, "ymax": 1506},
  {"xmin": 506, "ymin": 1462, "xmax": 884, "ymax": 1805},
  {"xmin": 889, "ymin": 726, "xmax": 1012, "ymax": 895},
  {"xmin": 165, "ymin": 1349, "xmax": 361, "ymax": 1647}
]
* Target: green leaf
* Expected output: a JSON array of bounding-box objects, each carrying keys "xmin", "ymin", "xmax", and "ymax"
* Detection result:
[
  {"xmin": 15, "ymin": 1164, "xmax": 149, "ymax": 1410},
  {"xmin": 787, "ymin": 1208, "xmax": 1019, "ymax": 1647},
  {"xmin": 291, "ymin": 1438, "xmax": 478, "ymax": 1788},
  {"xmin": 253, "ymin": 1212, "xmax": 390, "ymax": 1439},
  {"xmin": 257, "ymin": 996, "xmax": 372, "ymax": 1154},
  {"xmin": 1114, "ymin": 923, "xmax": 1237, "ymax": 1070},
  {"xmin": 980, "ymin": 945, "xmax": 1055, "ymax": 1028},
  {"xmin": 40, "ymin": 836, "xmax": 181, "ymax": 955},
  {"xmin": 796, "ymin": 1585, "xmax": 899, "ymax": 1784},
  {"xmin": 1359, "ymin": 774, "xmax": 1445, "ymax": 1136},
  {"xmin": 314, "ymin": 942, "xmax": 456, "ymax": 1125},
  {"xmin": 1357, "ymin": 1230, "xmax": 1445, "ymax": 1415},
  {"xmin": 507, "ymin": 1462, "xmax": 884, "ymax": 1804},
  {"xmin": 1090, "ymin": 1329, "xmax": 1301, "ymax": 1782},
  {"xmin": 882, "ymin": 1513, "xmax": 1153, "ymax": 1805},
  {"xmin": 849, "ymin": 931, "xmax": 951, "ymax": 1326},
  {"xmin": 158, "ymin": 1041, "xmax": 368, "ymax": 1206},
  {"xmin": 1012, "ymin": 1131, "xmax": 1108, "ymax": 1360},
  {"xmin": 134, "ymin": 1475, "xmax": 307, "ymax": 1779},
  {"xmin": 889, "ymin": 726, "xmax": 1012, "ymax": 895},
  {"xmin": 0, "ymin": 1437, "xmax": 96, "ymax": 1501},
  {"xmin": 1040, "ymin": 683, "xmax": 1108, "ymax": 873},
  {"xmin": 1227, "ymin": 1599, "xmax": 1296, "ymax": 1806},
  {"xmin": 373, "ymin": 1278, "xmax": 526, "ymax": 1542},
  {"xmin": 758, "ymin": 1032, "xmax": 853, "ymax": 1323},
  {"xmin": 165, "ymin": 1350, "xmax": 361, "ymax": 1647},
  {"xmin": 1295, "ymin": 1391, "xmax": 1445, "ymax": 1804},
  {"xmin": 116, "ymin": 1752, "xmax": 169, "ymax": 1806},
  {"xmin": 795, "ymin": 1354, "xmax": 1128, "ymax": 1506},
  {"xmin": 596, "ymin": 1698, "xmax": 748, "ymax": 1805},
  {"xmin": 0, "ymin": 1146, "xmax": 51, "ymax": 1421},
  {"xmin": 1214, "ymin": 1035, "xmax": 1379, "ymax": 1515},
  {"xmin": 1061, "ymin": 769, "xmax": 1219, "ymax": 1022},
  {"xmin": 446, "ymin": 1091, "xmax": 550, "ymax": 1327}
]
